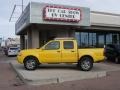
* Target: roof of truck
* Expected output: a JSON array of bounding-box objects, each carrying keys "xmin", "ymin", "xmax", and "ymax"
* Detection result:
[{"xmin": 54, "ymin": 37, "xmax": 75, "ymax": 40}]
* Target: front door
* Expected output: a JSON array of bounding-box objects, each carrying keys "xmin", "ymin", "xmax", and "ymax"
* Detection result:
[{"xmin": 40, "ymin": 41, "xmax": 61, "ymax": 63}]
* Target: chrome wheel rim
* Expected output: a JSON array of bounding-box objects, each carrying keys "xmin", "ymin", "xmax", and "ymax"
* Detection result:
[
  {"xmin": 81, "ymin": 59, "xmax": 91, "ymax": 70},
  {"xmin": 26, "ymin": 59, "xmax": 36, "ymax": 69}
]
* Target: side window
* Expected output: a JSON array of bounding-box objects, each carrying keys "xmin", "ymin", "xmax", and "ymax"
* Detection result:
[
  {"xmin": 64, "ymin": 41, "xmax": 74, "ymax": 49},
  {"xmin": 44, "ymin": 41, "xmax": 60, "ymax": 50}
]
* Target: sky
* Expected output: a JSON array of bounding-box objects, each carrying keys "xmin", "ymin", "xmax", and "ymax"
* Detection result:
[{"xmin": 0, "ymin": 0, "xmax": 120, "ymax": 39}]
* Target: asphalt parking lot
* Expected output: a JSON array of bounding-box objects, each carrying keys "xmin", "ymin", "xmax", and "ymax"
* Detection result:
[{"xmin": 1, "ymin": 51, "xmax": 120, "ymax": 90}]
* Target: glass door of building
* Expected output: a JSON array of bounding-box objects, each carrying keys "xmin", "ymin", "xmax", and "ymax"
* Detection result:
[
  {"xmin": 97, "ymin": 33, "xmax": 105, "ymax": 48},
  {"xmin": 112, "ymin": 34, "xmax": 119, "ymax": 44}
]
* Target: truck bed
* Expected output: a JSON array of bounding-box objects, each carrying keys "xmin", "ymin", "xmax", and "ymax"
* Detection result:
[{"xmin": 78, "ymin": 48, "xmax": 104, "ymax": 62}]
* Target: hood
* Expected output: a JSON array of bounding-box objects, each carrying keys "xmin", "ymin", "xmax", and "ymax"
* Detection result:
[{"xmin": 20, "ymin": 48, "xmax": 42, "ymax": 53}]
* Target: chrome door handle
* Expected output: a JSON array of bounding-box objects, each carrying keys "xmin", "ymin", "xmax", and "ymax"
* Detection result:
[{"xmin": 57, "ymin": 51, "xmax": 60, "ymax": 52}]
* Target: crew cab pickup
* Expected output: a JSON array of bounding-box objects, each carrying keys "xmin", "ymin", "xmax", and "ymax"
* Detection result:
[{"xmin": 17, "ymin": 38, "xmax": 104, "ymax": 71}]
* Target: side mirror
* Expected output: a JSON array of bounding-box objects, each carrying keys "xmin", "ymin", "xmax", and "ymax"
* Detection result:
[{"xmin": 41, "ymin": 47, "xmax": 45, "ymax": 50}]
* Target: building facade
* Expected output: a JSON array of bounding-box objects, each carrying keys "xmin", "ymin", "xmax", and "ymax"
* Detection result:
[{"xmin": 15, "ymin": 2, "xmax": 120, "ymax": 49}]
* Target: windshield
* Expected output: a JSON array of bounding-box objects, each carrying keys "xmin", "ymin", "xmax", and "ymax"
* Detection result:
[{"xmin": 9, "ymin": 48, "xmax": 19, "ymax": 50}]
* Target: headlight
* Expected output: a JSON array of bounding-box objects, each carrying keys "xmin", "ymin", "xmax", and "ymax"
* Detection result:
[{"xmin": 18, "ymin": 52, "xmax": 22, "ymax": 56}]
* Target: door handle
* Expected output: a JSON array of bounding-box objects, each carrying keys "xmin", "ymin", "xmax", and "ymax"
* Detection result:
[
  {"xmin": 71, "ymin": 51, "xmax": 75, "ymax": 52},
  {"xmin": 57, "ymin": 51, "xmax": 60, "ymax": 53}
]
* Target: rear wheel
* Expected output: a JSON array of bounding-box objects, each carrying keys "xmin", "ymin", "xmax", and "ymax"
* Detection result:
[
  {"xmin": 24, "ymin": 57, "xmax": 38, "ymax": 70},
  {"xmin": 77, "ymin": 56, "xmax": 93, "ymax": 71}
]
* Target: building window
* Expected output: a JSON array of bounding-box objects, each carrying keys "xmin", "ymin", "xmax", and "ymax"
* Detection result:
[
  {"xmin": 119, "ymin": 34, "xmax": 120, "ymax": 44},
  {"xmin": 75, "ymin": 32, "xmax": 80, "ymax": 47},
  {"xmin": 112, "ymin": 34, "xmax": 119, "ymax": 44},
  {"xmin": 75, "ymin": 32, "xmax": 97, "ymax": 48},
  {"xmin": 80, "ymin": 32, "xmax": 89, "ymax": 48},
  {"xmin": 75, "ymin": 32, "xmax": 120, "ymax": 48},
  {"xmin": 89, "ymin": 33, "xmax": 96, "ymax": 47},
  {"xmin": 106, "ymin": 33, "xmax": 112, "ymax": 44},
  {"xmin": 97, "ymin": 33, "xmax": 105, "ymax": 48}
]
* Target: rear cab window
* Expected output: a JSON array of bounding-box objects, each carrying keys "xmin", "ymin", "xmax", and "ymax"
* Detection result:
[{"xmin": 63, "ymin": 41, "xmax": 74, "ymax": 49}]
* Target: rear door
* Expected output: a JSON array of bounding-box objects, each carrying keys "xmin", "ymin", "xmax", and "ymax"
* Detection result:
[{"xmin": 62, "ymin": 41, "xmax": 77, "ymax": 62}]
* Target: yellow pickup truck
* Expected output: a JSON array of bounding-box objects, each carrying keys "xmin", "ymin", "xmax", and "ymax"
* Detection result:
[{"xmin": 17, "ymin": 38, "xmax": 104, "ymax": 71}]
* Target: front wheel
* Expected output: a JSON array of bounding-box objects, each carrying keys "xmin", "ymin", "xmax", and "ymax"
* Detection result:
[
  {"xmin": 77, "ymin": 56, "xmax": 93, "ymax": 71},
  {"xmin": 24, "ymin": 57, "xmax": 38, "ymax": 70}
]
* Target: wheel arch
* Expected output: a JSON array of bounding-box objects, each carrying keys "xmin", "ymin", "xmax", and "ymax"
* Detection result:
[
  {"xmin": 78, "ymin": 55, "xmax": 94, "ymax": 71},
  {"xmin": 79, "ymin": 55, "xmax": 94, "ymax": 63},
  {"xmin": 23, "ymin": 55, "xmax": 40, "ymax": 64}
]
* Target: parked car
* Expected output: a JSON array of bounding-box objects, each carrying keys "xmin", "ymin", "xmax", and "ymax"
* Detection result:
[
  {"xmin": 7, "ymin": 47, "xmax": 20, "ymax": 56},
  {"xmin": 104, "ymin": 44, "xmax": 120, "ymax": 63},
  {"xmin": 17, "ymin": 38, "xmax": 104, "ymax": 71}
]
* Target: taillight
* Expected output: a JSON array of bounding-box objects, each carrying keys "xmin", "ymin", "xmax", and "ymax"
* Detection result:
[
  {"xmin": 104, "ymin": 45, "xmax": 106, "ymax": 48},
  {"xmin": 103, "ymin": 48, "xmax": 106, "ymax": 56},
  {"xmin": 103, "ymin": 50, "xmax": 105, "ymax": 56},
  {"xmin": 103, "ymin": 45, "xmax": 106, "ymax": 56}
]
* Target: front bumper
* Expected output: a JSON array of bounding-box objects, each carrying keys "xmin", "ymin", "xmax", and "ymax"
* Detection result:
[{"xmin": 17, "ymin": 55, "xmax": 24, "ymax": 64}]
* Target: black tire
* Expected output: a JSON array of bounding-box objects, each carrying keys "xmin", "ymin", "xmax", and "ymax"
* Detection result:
[
  {"xmin": 77, "ymin": 56, "xmax": 93, "ymax": 71},
  {"xmin": 24, "ymin": 57, "xmax": 38, "ymax": 70}
]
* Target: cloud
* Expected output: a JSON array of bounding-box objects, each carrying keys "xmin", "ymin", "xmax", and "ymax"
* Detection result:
[
  {"xmin": 0, "ymin": 17, "xmax": 15, "ymax": 39},
  {"xmin": 0, "ymin": 0, "xmax": 120, "ymax": 39}
]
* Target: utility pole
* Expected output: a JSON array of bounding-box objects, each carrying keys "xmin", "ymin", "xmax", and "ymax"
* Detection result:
[
  {"xmin": 9, "ymin": 0, "xmax": 24, "ymax": 22},
  {"xmin": 22, "ymin": 0, "xmax": 23, "ymax": 13}
]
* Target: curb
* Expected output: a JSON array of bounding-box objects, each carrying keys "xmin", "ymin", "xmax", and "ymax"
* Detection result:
[
  {"xmin": 10, "ymin": 62, "xmax": 107, "ymax": 85},
  {"xmin": 9, "ymin": 62, "xmax": 59, "ymax": 85}
]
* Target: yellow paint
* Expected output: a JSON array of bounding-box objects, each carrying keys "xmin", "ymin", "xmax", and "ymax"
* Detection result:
[{"xmin": 17, "ymin": 39, "xmax": 104, "ymax": 64}]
